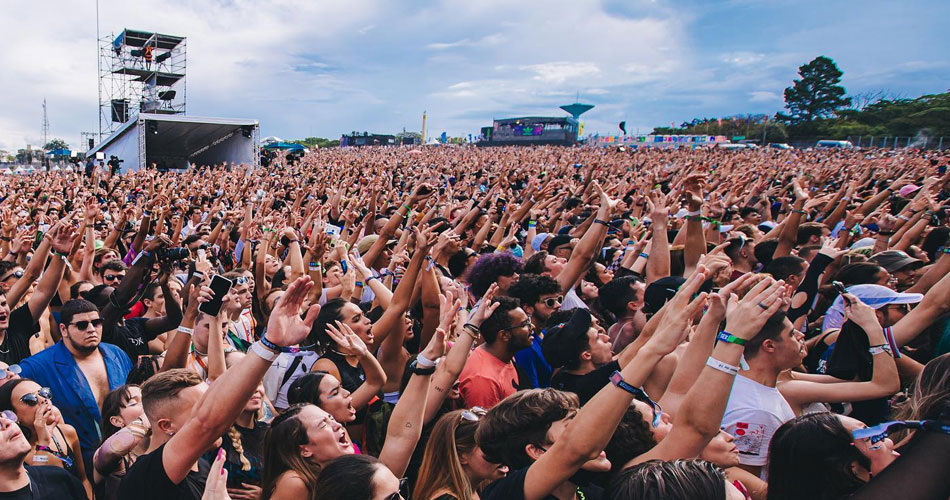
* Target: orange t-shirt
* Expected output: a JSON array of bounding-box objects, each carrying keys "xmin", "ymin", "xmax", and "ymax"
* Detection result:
[{"xmin": 458, "ymin": 345, "xmax": 519, "ymax": 409}]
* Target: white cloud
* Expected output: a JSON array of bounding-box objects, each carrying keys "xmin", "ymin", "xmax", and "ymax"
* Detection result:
[{"xmin": 749, "ymin": 91, "xmax": 781, "ymax": 102}]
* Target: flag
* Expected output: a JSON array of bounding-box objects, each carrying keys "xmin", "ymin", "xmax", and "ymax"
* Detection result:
[{"xmin": 619, "ymin": 121, "xmax": 627, "ymax": 135}]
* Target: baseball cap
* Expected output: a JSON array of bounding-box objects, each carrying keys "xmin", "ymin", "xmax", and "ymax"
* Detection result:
[
  {"xmin": 758, "ymin": 221, "xmax": 776, "ymax": 231},
  {"xmin": 642, "ymin": 276, "xmax": 713, "ymax": 315},
  {"xmin": 868, "ymin": 250, "xmax": 923, "ymax": 273},
  {"xmin": 531, "ymin": 233, "xmax": 551, "ymax": 252},
  {"xmin": 821, "ymin": 283, "xmax": 923, "ymax": 331},
  {"xmin": 547, "ymin": 234, "xmax": 574, "ymax": 254},
  {"xmin": 542, "ymin": 309, "xmax": 593, "ymax": 369},
  {"xmin": 356, "ymin": 234, "xmax": 396, "ymax": 255},
  {"xmin": 899, "ymin": 184, "xmax": 920, "ymax": 198}
]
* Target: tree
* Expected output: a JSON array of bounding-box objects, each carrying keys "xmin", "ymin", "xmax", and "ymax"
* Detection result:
[
  {"xmin": 43, "ymin": 138, "xmax": 69, "ymax": 151},
  {"xmin": 779, "ymin": 56, "xmax": 851, "ymax": 124},
  {"xmin": 293, "ymin": 137, "xmax": 340, "ymax": 148}
]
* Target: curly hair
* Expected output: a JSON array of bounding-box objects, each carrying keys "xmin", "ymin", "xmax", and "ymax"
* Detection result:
[
  {"xmin": 507, "ymin": 274, "xmax": 560, "ymax": 308},
  {"xmin": 465, "ymin": 252, "xmax": 523, "ymax": 298}
]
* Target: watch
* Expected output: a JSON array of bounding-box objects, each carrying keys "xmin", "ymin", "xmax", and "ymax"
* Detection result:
[{"xmin": 408, "ymin": 359, "xmax": 436, "ymax": 376}]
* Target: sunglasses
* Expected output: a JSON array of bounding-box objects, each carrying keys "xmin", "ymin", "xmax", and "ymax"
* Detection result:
[
  {"xmin": 20, "ymin": 387, "xmax": 52, "ymax": 406},
  {"xmin": 1, "ymin": 409, "xmax": 17, "ymax": 422},
  {"xmin": 1, "ymin": 270, "xmax": 24, "ymax": 281},
  {"xmin": 383, "ymin": 478, "xmax": 409, "ymax": 500},
  {"xmin": 852, "ymin": 419, "xmax": 950, "ymax": 445},
  {"xmin": 232, "ymin": 276, "xmax": 250, "ymax": 285},
  {"xmin": 103, "ymin": 273, "xmax": 126, "ymax": 282},
  {"xmin": 633, "ymin": 390, "xmax": 663, "ymax": 428},
  {"xmin": 460, "ymin": 407, "xmax": 487, "ymax": 422},
  {"xmin": 1, "ymin": 364, "xmax": 21, "ymax": 379},
  {"xmin": 542, "ymin": 296, "xmax": 563, "ymax": 308},
  {"xmin": 69, "ymin": 318, "xmax": 104, "ymax": 330}
]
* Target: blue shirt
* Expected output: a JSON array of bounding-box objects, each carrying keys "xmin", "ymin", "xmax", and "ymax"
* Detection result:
[
  {"xmin": 514, "ymin": 332, "xmax": 552, "ymax": 388},
  {"xmin": 19, "ymin": 341, "xmax": 132, "ymax": 466}
]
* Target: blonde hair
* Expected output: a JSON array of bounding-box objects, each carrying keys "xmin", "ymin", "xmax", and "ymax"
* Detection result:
[
  {"xmin": 227, "ymin": 426, "xmax": 252, "ymax": 471},
  {"xmin": 414, "ymin": 410, "xmax": 479, "ymax": 500}
]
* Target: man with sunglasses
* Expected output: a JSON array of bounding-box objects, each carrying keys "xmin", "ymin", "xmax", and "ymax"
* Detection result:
[
  {"xmin": 458, "ymin": 296, "xmax": 533, "ymax": 409},
  {"xmin": 18, "ymin": 299, "xmax": 133, "ymax": 477},
  {"xmin": 0, "ymin": 410, "xmax": 86, "ymax": 499},
  {"xmin": 508, "ymin": 274, "xmax": 563, "ymax": 388},
  {"xmin": 221, "ymin": 271, "xmax": 255, "ymax": 352}
]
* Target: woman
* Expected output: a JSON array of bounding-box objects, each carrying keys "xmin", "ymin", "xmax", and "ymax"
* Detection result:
[
  {"xmin": 213, "ymin": 383, "xmax": 269, "ymax": 500},
  {"xmin": 313, "ymin": 455, "xmax": 404, "ymax": 500},
  {"xmin": 699, "ymin": 430, "xmax": 765, "ymax": 500},
  {"xmin": 0, "ymin": 378, "xmax": 93, "ymax": 499},
  {"xmin": 288, "ymin": 371, "xmax": 368, "ymax": 438},
  {"xmin": 93, "ymin": 385, "xmax": 150, "ymax": 499},
  {"xmin": 766, "ymin": 412, "xmax": 899, "ymax": 500},
  {"xmin": 414, "ymin": 409, "xmax": 508, "ymax": 500}
]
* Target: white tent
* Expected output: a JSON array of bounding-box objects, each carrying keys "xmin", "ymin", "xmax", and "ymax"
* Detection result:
[{"xmin": 87, "ymin": 113, "xmax": 260, "ymax": 172}]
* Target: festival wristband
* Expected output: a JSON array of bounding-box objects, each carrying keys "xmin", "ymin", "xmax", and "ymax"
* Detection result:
[
  {"xmin": 593, "ymin": 218, "xmax": 610, "ymax": 227},
  {"xmin": 416, "ymin": 354, "xmax": 437, "ymax": 368},
  {"xmin": 250, "ymin": 341, "xmax": 280, "ymax": 363},
  {"xmin": 354, "ymin": 281, "xmax": 363, "ymax": 288},
  {"xmin": 686, "ymin": 210, "xmax": 702, "ymax": 217},
  {"xmin": 868, "ymin": 344, "xmax": 892, "ymax": 356},
  {"xmin": 717, "ymin": 331, "xmax": 747, "ymax": 346},
  {"xmin": 259, "ymin": 334, "xmax": 314, "ymax": 354},
  {"xmin": 176, "ymin": 325, "xmax": 194, "ymax": 336},
  {"xmin": 706, "ymin": 357, "xmax": 739, "ymax": 376}
]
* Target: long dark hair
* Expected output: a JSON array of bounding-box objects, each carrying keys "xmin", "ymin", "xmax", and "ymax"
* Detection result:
[
  {"xmin": 313, "ymin": 454, "xmax": 380, "ymax": 500},
  {"xmin": 766, "ymin": 412, "xmax": 870, "ymax": 500},
  {"xmin": 260, "ymin": 404, "xmax": 320, "ymax": 500},
  {"xmin": 307, "ymin": 298, "xmax": 348, "ymax": 352},
  {"xmin": 287, "ymin": 372, "xmax": 332, "ymax": 407}
]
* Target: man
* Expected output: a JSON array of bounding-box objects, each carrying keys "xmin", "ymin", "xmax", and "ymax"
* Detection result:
[
  {"xmin": 721, "ymin": 312, "xmax": 803, "ymax": 477},
  {"xmin": 458, "ymin": 297, "xmax": 531, "ymax": 408},
  {"xmin": 599, "ymin": 276, "xmax": 646, "ymax": 352},
  {"xmin": 0, "ymin": 411, "xmax": 86, "ymax": 499},
  {"xmin": 96, "ymin": 260, "xmax": 128, "ymax": 288},
  {"xmin": 724, "ymin": 234, "xmax": 758, "ymax": 279},
  {"xmin": 508, "ymin": 274, "xmax": 562, "ymax": 388},
  {"xmin": 0, "ymin": 224, "xmax": 75, "ymax": 364},
  {"xmin": 869, "ymin": 249, "xmax": 924, "ymax": 290},
  {"xmin": 18, "ymin": 299, "xmax": 133, "ymax": 471},
  {"xmin": 117, "ymin": 276, "xmax": 319, "ymax": 500},
  {"xmin": 542, "ymin": 308, "xmax": 619, "ymax": 404},
  {"xmin": 796, "ymin": 222, "xmax": 830, "ymax": 246},
  {"xmin": 222, "ymin": 271, "xmax": 255, "ymax": 351}
]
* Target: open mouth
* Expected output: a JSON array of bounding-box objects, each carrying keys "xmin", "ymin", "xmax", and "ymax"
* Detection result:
[{"xmin": 338, "ymin": 430, "xmax": 351, "ymax": 447}]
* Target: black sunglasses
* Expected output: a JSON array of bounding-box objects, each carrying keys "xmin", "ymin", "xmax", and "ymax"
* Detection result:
[
  {"xmin": 383, "ymin": 478, "xmax": 409, "ymax": 500},
  {"xmin": 103, "ymin": 273, "xmax": 125, "ymax": 282},
  {"xmin": 69, "ymin": 318, "xmax": 104, "ymax": 330},
  {"xmin": 1, "ymin": 270, "xmax": 24, "ymax": 281},
  {"xmin": 501, "ymin": 317, "xmax": 532, "ymax": 331},
  {"xmin": 20, "ymin": 387, "xmax": 52, "ymax": 406}
]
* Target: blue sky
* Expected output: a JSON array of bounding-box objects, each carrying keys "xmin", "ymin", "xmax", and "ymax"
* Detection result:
[{"xmin": 1, "ymin": 0, "xmax": 948, "ymax": 151}]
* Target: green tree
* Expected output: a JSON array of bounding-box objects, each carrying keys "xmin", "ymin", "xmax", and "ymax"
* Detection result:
[
  {"xmin": 43, "ymin": 138, "xmax": 69, "ymax": 151},
  {"xmin": 293, "ymin": 137, "xmax": 340, "ymax": 149},
  {"xmin": 780, "ymin": 56, "xmax": 851, "ymax": 124}
]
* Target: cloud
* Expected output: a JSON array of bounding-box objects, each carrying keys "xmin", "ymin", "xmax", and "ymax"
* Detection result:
[{"xmin": 749, "ymin": 91, "xmax": 781, "ymax": 103}]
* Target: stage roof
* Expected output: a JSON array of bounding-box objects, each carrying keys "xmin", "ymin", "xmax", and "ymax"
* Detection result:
[{"xmin": 88, "ymin": 114, "xmax": 258, "ymax": 157}]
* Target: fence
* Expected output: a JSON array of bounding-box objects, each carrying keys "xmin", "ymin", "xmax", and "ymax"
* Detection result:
[{"xmin": 784, "ymin": 136, "xmax": 947, "ymax": 150}]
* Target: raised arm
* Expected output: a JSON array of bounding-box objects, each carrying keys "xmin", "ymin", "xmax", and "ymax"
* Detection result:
[
  {"xmin": 556, "ymin": 184, "xmax": 616, "ymax": 292},
  {"xmin": 326, "ymin": 321, "xmax": 386, "ymax": 412},
  {"xmin": 26, "ymin": 224, "xmax": 75, "ymax": 321}
]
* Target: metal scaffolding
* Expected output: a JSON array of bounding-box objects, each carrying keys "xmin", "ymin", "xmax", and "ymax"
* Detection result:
[{"xmin": 98, "ymin": 29, "xmax": 186, "ymax": 137}]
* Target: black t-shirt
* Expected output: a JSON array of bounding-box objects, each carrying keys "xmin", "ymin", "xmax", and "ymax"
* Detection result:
[
  {"xmin": 550, "ymin": 360, "xmax": 620, "ymax": 405},
  {"xmin": 0, "ymin": 304, "xmax": 41, "ymax": 365},
  {"xmin": 116, "ymin": 443, "xmax": 210, "ymax": 500},
  {"xmin": 481, "ymin": 466, "xmax": 602, "ymax": 500},
  {"xmin": 104, "ymin": 317, "xmax": 156, "ymax": 361},
  {"xmin": 203, "ymin": 421, "xmax": 268, "ymax": 488},
  {"xmin": 0, "ymin": 465, "xmax": 87, "ymax": 500}
]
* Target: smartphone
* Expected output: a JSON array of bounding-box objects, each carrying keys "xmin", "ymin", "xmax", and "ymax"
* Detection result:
[
  {"xmin": 324, "ymin": 224, "xmax": 342, "ymax": 237},
  {"xmin": 196, "ymin": 248, "xmax": 206, "ymax": 261},
  {"xmin": 832, "ymin": 281, "xmax": 852, "ymax": 306},
  {"xmin": 199, "ymin": 275, "xmax": 233, "ymax": 317}
]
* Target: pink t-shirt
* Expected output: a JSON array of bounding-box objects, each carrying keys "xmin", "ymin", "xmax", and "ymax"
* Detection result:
[{"xmin": 458, "ymin": 346, "xmax": 520, "ymax": 409}]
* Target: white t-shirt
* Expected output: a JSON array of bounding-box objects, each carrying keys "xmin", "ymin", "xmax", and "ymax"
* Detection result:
[
  {"xmin": 721, "ymin": 374, "xmax": 795, "ymax": 469},
  {"xmin": 560, "ymin": 288, "xmax": 590, "ymax": 311},
  {"xmin": 262, "ymin": 351, "xmax": 320, "ymax": 410}
]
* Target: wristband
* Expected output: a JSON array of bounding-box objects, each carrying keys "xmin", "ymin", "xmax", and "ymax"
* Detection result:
[
  {"xmin": 717, "ymin": 331, "xmax": 747, "ymax": 346},
  {"xmin": 402, "ymin": 204, "xmax": 412, "ymax": 212},
  {"xmin": 408, "ymin": 359, "xmax": 436, "ymax": 375},
  {"xmin": 354, "ymin": 281, "xmax": 363, "ymax": 288},
  {"xmin": 260, "ymin": 334, "xmax": 313, "ymax": 354},
  {"xmin": 416, "ymin": 354, "xmax": 436, "ymax": 368},
  {"xmin": 176, "ymin": 325, "xmax": 194, "ymax": 336},
  {"xmin": 528, "ymin": 220, "xmax": 537, "ymax": 228},
  {"xmin": 792, "ymin": 209, "xmax": 806, "ymax": 215},
  {"xmin": 868, "ymin": 344, "xmax": 891, "ymax": 356},
  {"xmin": 639, "ymin": 252, "xmax": 649, "ymax": 259},
  {"xmin": 686, "ymin": 209, "xmax": 702, "ymax": 217},
  {"xmin": 898, "ymin": 215, "xmax": 910, "ymax": 221},
  {"xmin": 250, "ymin": 341, "xmax": 280, "ymax": 363},
  {"xmin": 53, "ymin": 250, "xmax": 69, "ymax": 259},
  {"xmin": 35, "ymin": 445, "xmax": 73, "ymax": 468},
  {"xmin": 192, "ymin": 271, "xmax": 205, "ymax": 280},
  {"xmin": 142, "ymin": 210, "xmax": 151, "ymax": 217},
  {"xmin": 883, "ymin": 327, "xmax": 901, "ymax": 359},
  {"xmin": 878, "ymin": 231, "xmax": 896, "ymax": 236},
  {"xmin": 706, "ymin": 357, "xmax": 739, "ymax": 376},
  {"xmin": 593, "ymin": 218, "xmax": 610, "ymax": 227},
  {"xmin": 0, "ymin": 236, "xmax": 10, "ymax": 242}
]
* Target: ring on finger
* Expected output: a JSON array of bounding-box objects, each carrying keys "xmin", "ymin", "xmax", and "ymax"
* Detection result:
[{"xmin": 757, "ymin": 302, "xmax": 769, "ymax": 310}]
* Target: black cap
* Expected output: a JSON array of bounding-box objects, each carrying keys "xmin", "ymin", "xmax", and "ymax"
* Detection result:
[
  {"xmin": 643, "ymin": 276, "xmax": 712, "ymax": 315},
  {"xmin": 547, "ymin": 234, "xmax": 573, "ymax": 254},
  {"xmin": 542, "ymin": 309, "xmax": 593, "ymax": 369}
]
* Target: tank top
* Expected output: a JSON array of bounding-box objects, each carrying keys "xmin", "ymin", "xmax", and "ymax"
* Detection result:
[{"xmin": 321, "ymin": 349, "xmax": 367, "ymax": 424}]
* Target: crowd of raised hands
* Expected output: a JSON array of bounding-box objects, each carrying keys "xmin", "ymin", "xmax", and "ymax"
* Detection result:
[{"xmin": 0, "ymin": 144, "xmax": 949, "ymax": 500}]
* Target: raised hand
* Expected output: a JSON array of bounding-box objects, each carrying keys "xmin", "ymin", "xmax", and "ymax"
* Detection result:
[
  {"xmin": 722, "ymin": 277, "xmax": 787, "ymax": 341},
  {"xmin": 326, "ymin": 320, "xmax": 369, "ymax": 358},
  {"xmin": 264, "ymin": 276, "xmax": 321, "ymax": 347},
  {"xmin": 467, "ymin": 283, "xmax": 501, "ymax": 327}
]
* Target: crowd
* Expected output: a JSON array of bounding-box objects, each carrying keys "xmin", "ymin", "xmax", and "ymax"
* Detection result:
[{"xmin": 0, "ymin": 144, "xmax": 949, "ymax": 500}]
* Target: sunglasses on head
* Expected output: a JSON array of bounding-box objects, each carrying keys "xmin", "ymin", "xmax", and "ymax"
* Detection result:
[
  {"xmin": 232, "ymin": 276, "xmax": 250, "ymax": 285},
  {"xmin": 634, "ymin": 390, "xmax": 664, "ymax": 428},
  {"xmin": 1, "ymin": 409, "xmax": 17, "ymax": 423},
  {"xmin": 104, "ymin": 273, "xmax": 125, "ymax": 282},
  {"xmin": 460, "ymin": 407, "xmax": 487, "ymax": 422},
  {"xmin": 69, "ymin": 318, "xmax": 104, "ymax": 330},
  {"xmin": 1, "ymin": 270, "xmax": 24, "ymax": 281},
  {"xmin": 383, "ymin": 478, "xmax": 409, "ymax": 500},
  {"xmin": 542, "ymin": 296, "xmax": 563, "ymax": 308},
  {"xmin": 20, "ymin": 387, "xmax": 52, "ymax": 406}
]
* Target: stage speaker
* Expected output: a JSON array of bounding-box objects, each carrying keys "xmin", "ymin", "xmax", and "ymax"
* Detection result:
[
  {"xmin": 88, "ymin": 138, "xmax": 95, "ymax": 149},
  {"xmin": 111, "ymin": 99, "xmax": 129, "ymax": 123}
]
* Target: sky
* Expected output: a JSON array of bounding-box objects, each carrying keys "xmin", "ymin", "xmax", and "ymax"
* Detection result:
[{"xmin": 1, "ymin": 0, "xmax": 948, "ymax": 152}]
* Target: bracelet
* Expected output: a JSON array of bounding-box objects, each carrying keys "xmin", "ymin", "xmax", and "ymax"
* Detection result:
[
  {"xmin": 868, "ymin": 344, "xmax": 892, "ymax": 356},
  {"xmin": 250, "ymin": 341, "xmax": 280, "ymax": 363},
  {"xmin": 883, "ymin": 327, "xmax": 901, "ymax": 359},
  {"xmin": 462, "ymin": 327, "xmax": 480, "ymax": 340},
  {"xmin": 528, "ymin": 220, "xmax": 537, "ymax": 228},
  {"xmin": 639, "ymin": 252, "xmax": 649, "ymax": 259},
  {"xmin": 142, "ymin": 210, "xmax": 151, "ymax": 217},
  {"xmin": 402, "ymin": 204, "xmax": 412, "ymax": 212},
  {"xmin": 593, "ymin": 218, "xmax": 610, "ymax": 227},
  {"xmin": 878, "ymin": 231, "xmax": 896, "ymax": 236},
  {"xmin": 286, "ymin": 239, "xmax": 298, "ymax": 245},
  {"xmin": 463, "ymin": 323, "xmax": 482, "ymax": 337},
  {"xmin": 416, "ymin": 354, "xmax": 437, "ymax": 368},
  {"xmin": 898, "ymin": 215, "xmax": 910, "ymax": 221},
  {"xmin": 706, "ymin": 357, "xmax": 739, "ymax": 376},
  {"xmin": 717, "ymin": 331, "xmax": 747, "ymax": 346},
  {"xmin": 496, "ymin": 246, "xmax": 506, "ymax": 252},
  {"xmin": 354, "ymin": 281, "xmax": 363, "ymax": 288},
  {"xmin": 792, "ymin": 209, "xmax": 806, "ymax": 215},
  {"xmin": 686, "ymin": 209, "xmax": 702, "ymax": 217},
  {"xmin": 192, "ymin": 271, "xmax": 205, "ymax": 280},
  {"xmin": 0, "ymin": 236, "xmax": 9, "ymax": 242},
  {"xmin": 53, "ymin": 250, "xmax": 70, "ymax": 258},
  {"xmin": 176, "ymin": 325, "xmax": 194, "ymax": 336}
]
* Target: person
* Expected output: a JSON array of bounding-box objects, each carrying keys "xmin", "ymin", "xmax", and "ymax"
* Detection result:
[
  {"xmin": 212, "ymin": 382, "xmax": 268, "ymax": 500},
  {"xmin": 598, "ymin": 275, "xmax": 647, "ymax": 352},
  {"xmin": 93, "ymin": 385, "xmax": 150, "ymax": 500},
  {"xmin": 0, "ymin": 378, "xmax": 92, "ymax": 498},
  {"xmin": 542, "ymin": 308, "xmax": 624, "ymax": 404},
  {"xmin": 605, "ymin": 459, "xmax": 750, "ymax": 500},
  {"xmin": 413, "ymin": 408, "xmax": 508, "ymax": 500},
  {"xmin": 507, "ymin": 274, "xmax": 561, "ymax": 388},
  {"xmin": 457, "ymin": 296, "xmax": 530, "ymax": 408},
  {"xmin": 868, "ymin": 250, "xmax": 923, "ymax": 291},
  {"xmin": 312, "ymin": 454, "xmax": 404, "ymax": 500},
  {"xmin": 0, "ymin": 409, "xmax": 87, "ymax": 499},
  {"xmin": 116, "ymin": 276, "xmax": 321, "ymax": 500},
  {"xmin": 18, "ymin": 299, "xmax": 133, "ymax": 474}
]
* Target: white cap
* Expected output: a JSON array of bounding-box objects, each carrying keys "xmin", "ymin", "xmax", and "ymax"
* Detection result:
[{"xmin": 821, "ymin": 284, "xmax": 923, "ymax": 331}]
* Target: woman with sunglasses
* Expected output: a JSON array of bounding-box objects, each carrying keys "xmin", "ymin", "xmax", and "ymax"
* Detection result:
[
  {"xmin": 0, "ymin": 378, "xmax": 93, "ymax": 499},
  {"xmin": 414, "ymin": 408, "xmax": 508, "ymax": 500}
]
